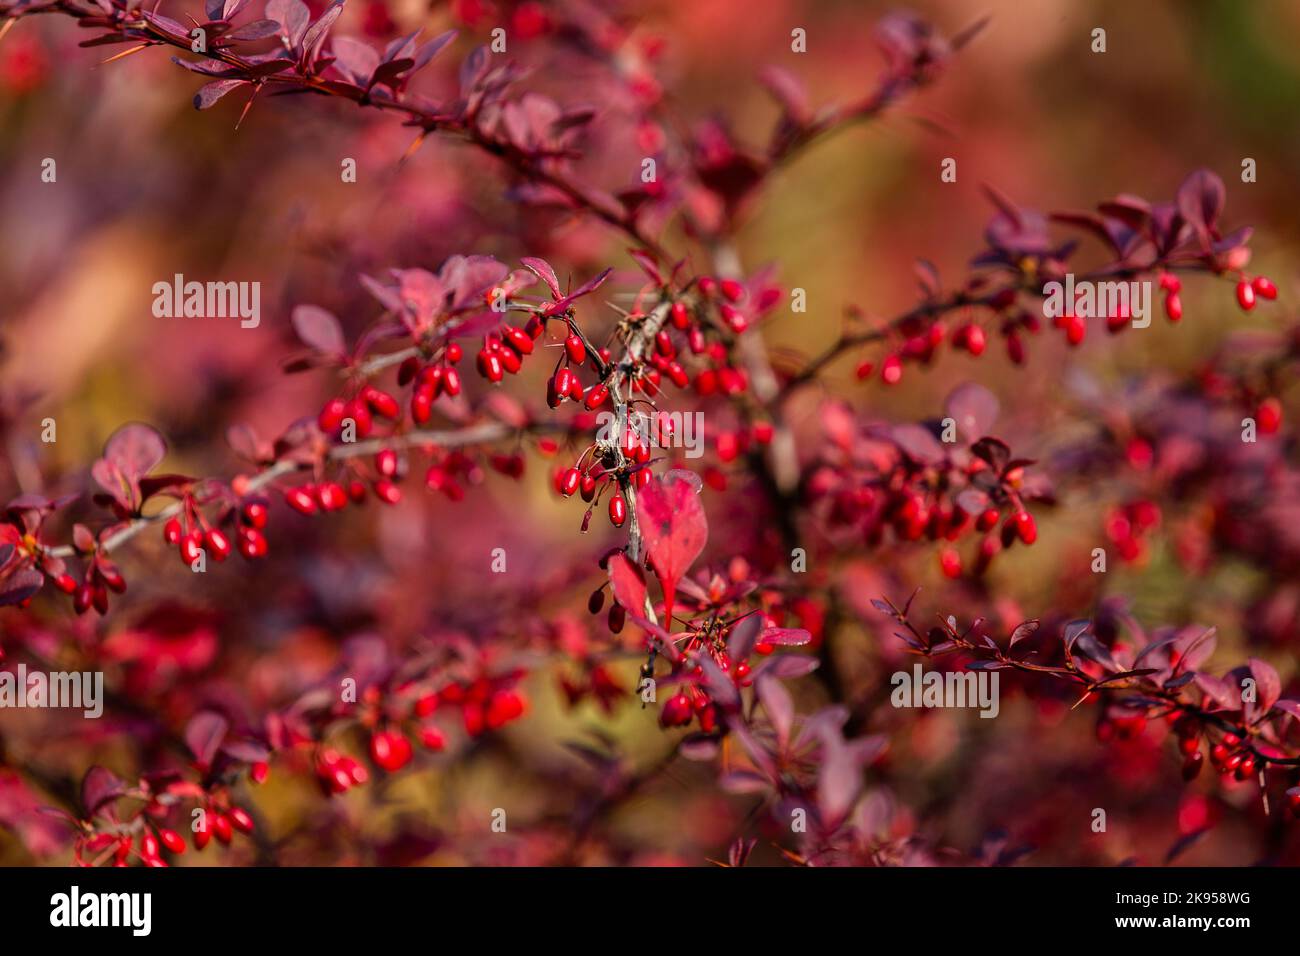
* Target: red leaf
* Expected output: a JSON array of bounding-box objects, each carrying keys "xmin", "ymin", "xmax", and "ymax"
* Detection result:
[
  {"xmin": 635, "ymin": 472, "xmax": 708, "ymax": 622},
  {"xmin": 607, "ymin": 552, "xmax": 647, "ymax": 617}
]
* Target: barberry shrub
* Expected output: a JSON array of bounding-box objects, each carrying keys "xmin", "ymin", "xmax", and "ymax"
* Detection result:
[{"xmin": 0, "ymin": 0, "xmax": 1297, "ymax": 868}]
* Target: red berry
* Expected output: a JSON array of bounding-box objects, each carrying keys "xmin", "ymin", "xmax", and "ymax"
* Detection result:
[
  {"xmin": 939, "ymin": 547, "xmax": 962, "ymax": 578},
  {"xmin": 1013, "ymin": 510, "xmax": 1037, "ymax": 545},
  {"xmin": 163, "ymin": 517, "xmax": 183, "ymax": 544},
  {"xmin": 213, "ymin": 813, "xmax": 233, "ymax": 845},
  {"xmin": 238, "ymin": 527, "xmax": 268, "ymax": 559},
  {"xmin": 316, "ymin": 481, "xmax": 348, "ymax": 511},
  {"xmin": 1165, "ymin": 292, "xmax": 1183, "ymax": 322},
  {"xmin": 477, "ymin": 349, "xmax": 504, "ymax": 383},
  {"xmin": 369, "ymin": 729, "xmax": 413, "ymax": 772},
  {"xmin": 286, "ymin": 486, "xmax": 317, "ymax": 515},
  {"xmin": 1252, "ymin": 275, "xmax": 1277, "ymax": 300},
  {"xmin": 204, "ymin": 528, "xmax": 231, "ymax": 561},
  {"xmin": 486, "ymin": 689, "xmax": 525, "ymax": 728},
  {"xmin": 242, "ymin": 501, "xmax": 268, "ymax": 529},
  {"xmin": 565, "ymin": 333, "xmax": 586, "ymax": 363},
  {"xmin": 881, "ymin": 354, "xmax": 903, "ymax": 386},
  {"xmin": 670, "ymin": 301, "xmax": 690, "ymax": 329},
  {"xmin": 498, "ymin": 347, "xmax": 522, "ymax": 375},
  {"xmin": 344, "ymin": 398, "xmax": 373, "ymax": 437},
  {"xmin": 445, "ymin": 341, "xmax": 463, "ymax": 363},
  {"xmin": 363, "ymin": 385, "xmax": 399, "ymax": 419},
  {"xmin": 373, "ymin": 478, "xmax": 402, "ymax": 504},
  {"xmin": 559, "ymin": 467, "xmax": 581, "ymax": 498},
  {"xmin": 375, "ymin": 448, "xmax": 399, "ymax": 477},
  {"xmin": 719, "ymin": 278, "xmax": 744, "ymax": 303},
  {"xmin": 1256, "ymin": 397, "xmax": 1282, "ymax": 435},
  {"xmin": 411, "ymin": 389, "xmax": 433, "ymax": 424},
  {"xmin": 1236, "ymin": 279, "xmax": 1256, "ymax": 311},
  {"xmin": 318, "ymin": 397, "xmax": 347, "ymax": 432},
  {"xmin": 503, "ymin": 326, "xmax": 534, "ymax": 356},
  {"xmin": 1063, "ymin": 313, "xmax": 1086, "ymax": 346},
  {"xmin": 584, "ymin": 383, "xmax": 609, "ymax": 410},
  {"xmin": 660, "ymin": 693, "xmax": 693, "ymax": 728},
  {"xmin": 228, "ymin": 807, "xmax": 255, "ymax": 833},
  {"xmin": 159, "ymin": 828, "xmax": 186, "ymax": 854},
  {"xmin": 180, "ymin": 531, "xmax": 204, "ymax": 565},
  {"xmin": 608, "ymin": 493, "xmax": 627, "ymax": 527}
]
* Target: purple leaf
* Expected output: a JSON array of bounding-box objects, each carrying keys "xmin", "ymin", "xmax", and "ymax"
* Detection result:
[
  {"xmin": 412, "ymin": 29, "xmax": 457, "ymax": 70},
  {"xmin": 725, "ymin": 614, "xmax": 763, "ymax": 662},
  {"xmin": 291, "ymin": 304, "xmax": 346, "ymax": 354},
  {"xmin": 266, "ymin": 0, "xmax": 310, "ymax": 48},
  {"xmin": 892, "ymin": 423, "xmax": 944, "ymax": 464},
  {"xmin": 520, "ymin": 256, "xmax": 562, "ymax": 299},
  {"xmin": 194, "ymin": 79, "xmax": 250, "ymax": 110},
  {"xmin": 225, "ymin": 19, "xmax": 281, "ymax": 41},
  {"xmin": 0, "ymin": 569, "xmax": 43, "ymax": 607},
  {"xmin": 1249, "ymin": 658, "xmax": 1281, "ymax": 715},
  {"xmin": 185, "ymin": 712, "xmax": 229, "ymax": 766},
  {"xmin": 1176, "ymin": 169, "xmax": 1225, "ymax": 237},
  {"xmin": 1008, "ymin": 620, "xmax": 1039, "ymax": 649},
  {"xmin": 103, "ymin": 423, "xmax": 166, "ymax": 479},
  {"xmin": 81, "ymin": 767, "xmax": 127, "ymax": 817},
  {"xmin": 757, "ymin": 674, "xmax": 794, "ymax": 749},
  {"xmin": 945, "ymin": 382, "xmax": 999, "ymax": 441}
]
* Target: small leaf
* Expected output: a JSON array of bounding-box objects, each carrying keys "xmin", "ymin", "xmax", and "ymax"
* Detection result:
[
  {"xmin": 1008, "ymin": 620, "xmax": 1039, "ymax": 649},
  {"xmin": 291, "ymin": 304, "xmax": 346, "ymax": 354},
  {"xmin": 607, "ymin": 553, "xmax": 647, "ymax": 619},
  {"xmin": 194, "ymin": 79, "xmax": 249, "ymax": 110},
  {"xmin": 185, "ymin": 712, "xmax": 229, "ymax": 766},
  {"xmin": 81, "ymin": 767, "xmax": 127, "ymax": 817},
  {"xmin": 0, "ymin": 569, "xmax": 43, "ymax": 607}
]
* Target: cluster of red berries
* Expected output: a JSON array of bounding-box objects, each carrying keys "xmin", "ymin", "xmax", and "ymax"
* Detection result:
[
  {"xmin": 283, "ymin": 469, "xmax": 399, "ymax": 517},
  {"xmin": 76, "ymin": 827, "xmax": 185, "ymax": 868},
  {"xmin": 558, "ymin": 662, "xmax": 626, "ymax": 713},
  {"xmin": 317, "ymin": 747, "xmax": 370, "ymax": 794},
  {"xmin": 54, "ymin": 553, "xmax": 126, "ymax": 617},
  {"xmin": 441, "ymin": 678, "xmax": 527, "ymax": 737},
  {"xmin": 317, "ymin": 383, "xmax": 401, "ymax": 439},
  {"xmin": 660, "ymin": 650, "xmax": 755, "ymax": 732},
  {"xmin": 192, "ymin": 804, "xmax": 255, "ymax": 851},
  {"xmin": 396, "ymin": 342, "xmax": 464, "ymax": 422},
  {"xmin": 161, "ymin": 509, "xmax": 229, "ymax": 564},
  {"xmin": 1234, "ymin": 274, "xmax": 1278, "ymax": 312},
  {"xmin": 809, "ymin": 458, "xmax": 1038, "ymax": 579},
  {"xmin": 1104, "ymin": 499, "xmax": 1161, "ymax": 564}
]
